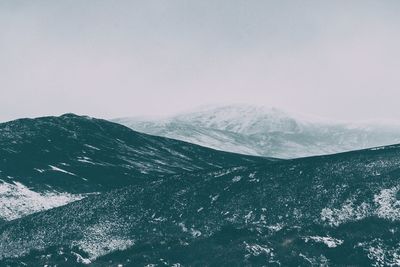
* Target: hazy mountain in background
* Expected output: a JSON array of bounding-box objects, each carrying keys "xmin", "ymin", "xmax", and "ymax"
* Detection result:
[
  {"xmin": 114, "ymin": 104, "xmax": 400, "ymax": 158},
  {"xmin": 2, "ymin": 142, "xmax": 400, "ymax": 266},
  {"xmin": 0, "ymin": 114, "xmax": 267, "ymax": 222}
]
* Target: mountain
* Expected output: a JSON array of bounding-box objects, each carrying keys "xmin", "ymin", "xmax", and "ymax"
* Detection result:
[
  {"xmin": 113, "ymin": 104, "xmax": 400, "ymax": 158},
  {"xmin": 0, "ymin": 114, "xmax": 268, "ymax": 221},
  {"xmin": 2, "ymin": 143, "xmax": 400, "ymax": 266}
]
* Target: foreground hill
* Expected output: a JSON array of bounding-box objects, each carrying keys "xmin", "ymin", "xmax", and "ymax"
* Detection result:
[
  {"xmin": 114, "ymin": 104, "xmax": 400, "ymax": 158},
  {"xmin": 2, "ymin": 143, "xmax": 400, "ymax": 266},
  {"xmin": 0, "ymin": 114, "xmax": 267, "ymax": 221}
]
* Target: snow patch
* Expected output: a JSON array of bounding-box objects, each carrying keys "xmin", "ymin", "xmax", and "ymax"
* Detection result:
[
  {"xmin": 71, "ymin": 252, "xmax": 92, "ymax": 265},
  {"xmin": 266, "ymin": 223, "xmax": 284, "ymax": 232},
  {"xmin": 232, "ymin": 176, "xmax": 242, "ymax": 182},
  {"xmin": 74, "ymin": 220, "xmax": 135, "ymax": 260},
  {"xmin": 190, "ymin": 228, "xmax": 202, "ymax": 238},
  {"xmin": 303, "ymin": 236, "xmax": 343, "ymax": 248},
  {"xmin": 320, "ymin": 186, "xmax": 400, "ymax": 226},
  {"xmin": 0, "ymin": 182, "xmax": 85, "ymax": 220},
  {"xmin": 357, "ymin": 239, "xmax": 400, "ymax": 267},
  {"xmin": 320, "ymin": 200, "xmax": 370, "ymax": 227},
  {"xmin": 244, "ymin": 241, "xmax": 275, "ymax": 260},
  {"xmin": 178, "ymin": 222, "xmax": 188, "ymax": 232},
  {"xmin": 374, "ymin": 186, "xmax": 400, "ymax": 220}
]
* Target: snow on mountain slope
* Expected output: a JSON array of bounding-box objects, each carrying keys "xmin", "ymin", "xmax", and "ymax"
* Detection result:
[
  {"xmin": 173, "ymin": 105, "xmax": 303, "ymax": 135},
  {"xmin": 114, "ymin": 104, "xmax": 400, "ymax": 158},
  {"xmin": 3, "ymin": 144, "xmax": 400, "ymax": 266},
  {"xmin": 0, "ymin": 181, "xmax": 85, "ymax": 221},
  {"xmin": 0, "ymin": 114, "xmax": 268, "ymax": 221}
]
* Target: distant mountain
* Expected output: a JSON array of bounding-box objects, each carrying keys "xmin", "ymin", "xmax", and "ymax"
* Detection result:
[
  {"xmin": 114, "ymin": 105, "xmax": 400, "ymax": 158},
  {"xmin": 0, "ymin": 114, "xmax": 267, "ymax": 221},
  {"xmin": 2, "ymin": 143, "xmax": 400, "ymax": 266}
]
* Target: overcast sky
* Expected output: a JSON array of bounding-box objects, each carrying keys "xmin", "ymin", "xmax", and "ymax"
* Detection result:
[{"xmin": 1, "ymin": 0, "xmax": 400, "ymax": 122}]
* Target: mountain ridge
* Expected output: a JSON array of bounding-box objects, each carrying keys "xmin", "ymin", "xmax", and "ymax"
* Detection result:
[{"xmin": 0, "ymin": 113, "xmax": 270, "ymax": 221}]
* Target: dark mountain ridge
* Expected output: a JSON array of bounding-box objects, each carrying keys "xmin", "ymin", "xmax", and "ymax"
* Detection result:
[
  {"xmin": 0, "ymin": 113, "xmax": 269, "ymax": 193},
  {"xmin": 0, "ymin": 114, "xmax": 270, "ymax": 222}
]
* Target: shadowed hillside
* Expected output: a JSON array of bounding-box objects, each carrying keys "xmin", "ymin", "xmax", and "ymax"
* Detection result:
[
  {"xmin": 2, "ymin": 142, "xmax": 400, "ymax": 266},
  {"xmin": 0, "ymin": 114, "xmax": 269, "ymax": 221}
]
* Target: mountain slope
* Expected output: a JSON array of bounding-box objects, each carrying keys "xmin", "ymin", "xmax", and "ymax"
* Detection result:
[
  {"xmin": 114, "ymin": 105, "xmax": 400, "ymax": 158},
  {"xmin": 2, "ymin": 144, "xmax": 400, "ymax": 266},
  {"xmin": 0, "ymin": 114, "xmax": 268, "ymax": 221}
]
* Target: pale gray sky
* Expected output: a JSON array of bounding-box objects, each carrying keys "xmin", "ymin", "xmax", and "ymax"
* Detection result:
[{"xmin": 1, "ymin": 0, "xmax": 400, "ymax": 122}]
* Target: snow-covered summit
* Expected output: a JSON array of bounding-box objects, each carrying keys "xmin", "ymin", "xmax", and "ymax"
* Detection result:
[
  {"xmin": 173, "ymin": 104, "xmax": 302, "ymax": 135},
  {"xmin": 114, "ymin": 104, "xmax": 400, "ymax": 158}
]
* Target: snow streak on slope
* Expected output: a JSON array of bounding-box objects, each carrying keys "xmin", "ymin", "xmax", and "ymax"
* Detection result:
[{"xmin": 0, "ymin": 181, "xmax": 85, "ymax": 221}]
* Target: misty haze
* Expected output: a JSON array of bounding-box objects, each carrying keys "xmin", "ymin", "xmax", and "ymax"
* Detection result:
[{"xmin": 1, "ymin": 1, "xmax": 400, "ymax": 266}]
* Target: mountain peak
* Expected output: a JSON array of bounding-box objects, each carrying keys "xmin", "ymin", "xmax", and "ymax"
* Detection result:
[
  {"xmin": 171, "ymin": 104, "xmax": 301, "ymax": 135},
  {"xmin": 114, "ymin": 104, "xmax": 400, "ymax": 158},
  {"xmin": 60, "ymin": 113, "xmax": 88, "ymax": 119}
]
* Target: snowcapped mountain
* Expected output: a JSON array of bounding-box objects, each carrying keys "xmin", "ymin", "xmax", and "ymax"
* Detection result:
[
  {"xmin": 0, "ymin": 113, "xmax": 267, "ymax": 221},
  {"xmin": 2, "ymin": 143, "xmax": 400, "ymax": 266},
  {"xmin": 114, "ymin": 104, "xmax": 400, "ymax": 158}
]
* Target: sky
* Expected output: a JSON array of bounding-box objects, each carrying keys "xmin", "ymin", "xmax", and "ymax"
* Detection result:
[{"xmin": 1, "ymin": 0, "xmax": 400, "ymax": 122}]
